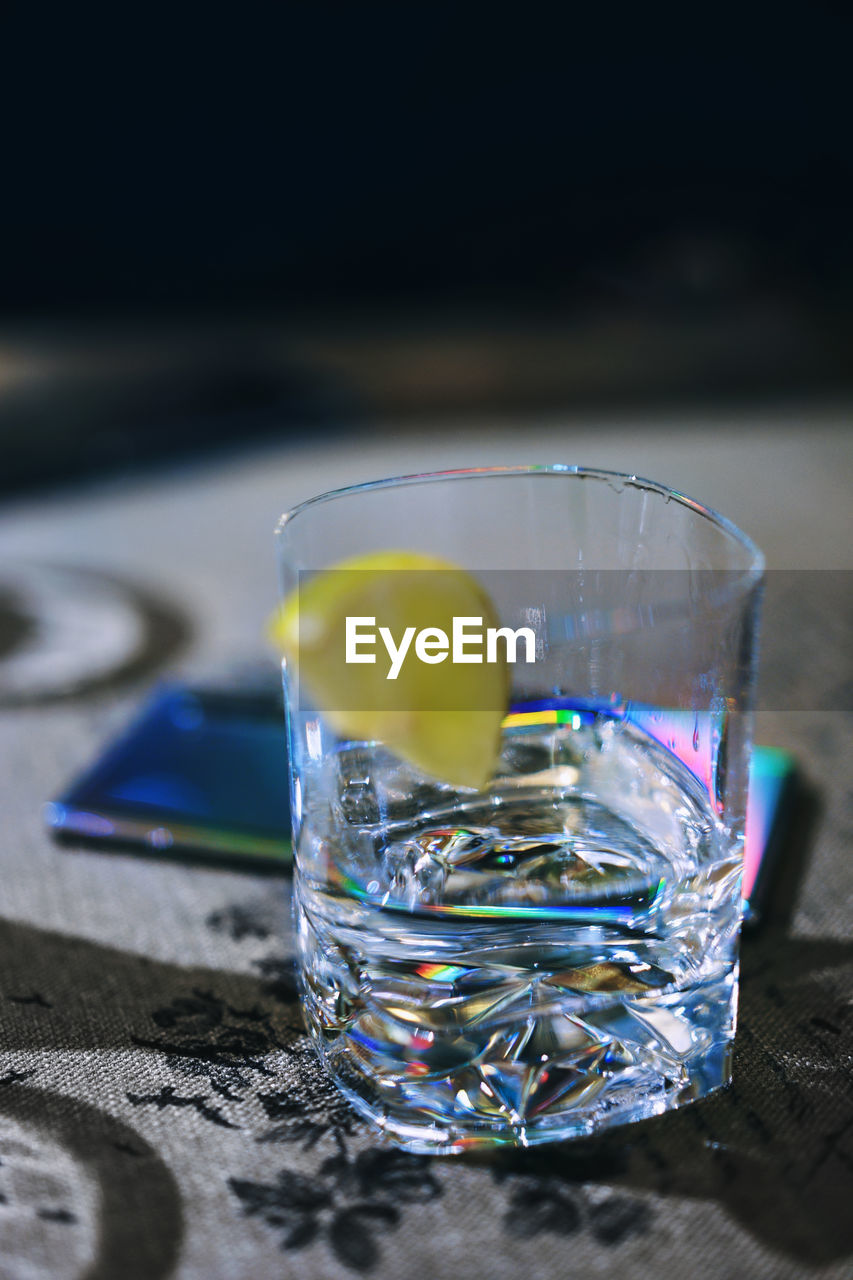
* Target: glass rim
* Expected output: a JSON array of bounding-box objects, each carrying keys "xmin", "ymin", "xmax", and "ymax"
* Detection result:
[{"xmin": 276, "ymin": 464, "xmax": 765, "ymax": 578}]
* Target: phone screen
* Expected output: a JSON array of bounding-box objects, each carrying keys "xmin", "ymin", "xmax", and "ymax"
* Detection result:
[
  {"xmin": 741, "ymin": 743, "xmax": 798, "ymax": 923},
  {"xmin": 46, "ymin": 685, "xmax": 292, "ymax": 871},
  {"xmin": 47, "ymin": 684, "xmax": 797, "ymax": 913}
]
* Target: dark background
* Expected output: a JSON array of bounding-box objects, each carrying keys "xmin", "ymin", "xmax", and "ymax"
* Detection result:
[{"xmin": 1, "ymin": 7, "xmax": 851, "ymax": 492}]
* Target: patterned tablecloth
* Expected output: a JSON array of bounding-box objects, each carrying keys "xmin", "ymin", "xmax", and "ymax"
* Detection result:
[{"xmin": 0, "ymin": 411, "xmax": 850, "ymax": 1280}]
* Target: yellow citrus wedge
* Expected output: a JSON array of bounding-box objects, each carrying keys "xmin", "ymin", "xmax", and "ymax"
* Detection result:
[{"xmin": 269, "ymin": 550, "xmax": 509, "ymax": 789}]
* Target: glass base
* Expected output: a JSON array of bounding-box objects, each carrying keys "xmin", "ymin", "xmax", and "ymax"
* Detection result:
[{"xmin": 303, "ymin": 972, "xmax": 738, "ymax": 1155}]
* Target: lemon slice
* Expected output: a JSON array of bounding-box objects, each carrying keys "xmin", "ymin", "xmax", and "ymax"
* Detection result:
[{"xmin": 270, "ymin": 550, "xmax": 509, "ymax": 789}]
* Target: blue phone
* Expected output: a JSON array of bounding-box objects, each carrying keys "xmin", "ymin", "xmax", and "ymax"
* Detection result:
[
  {"xmin": 46, "ymin": 683, "xmax": 797, "ymax": 920},
  {"xmin": 46, "ymin": 683, "xmax": 292, "ymax": 872}
]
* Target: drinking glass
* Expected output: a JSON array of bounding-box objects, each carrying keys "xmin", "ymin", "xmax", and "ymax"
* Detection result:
[{"xmin": 276, "ymin": 466, "xmax": 764, "ymax": 1153}]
